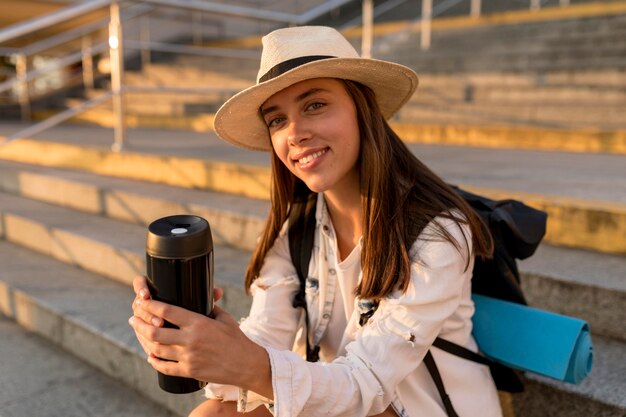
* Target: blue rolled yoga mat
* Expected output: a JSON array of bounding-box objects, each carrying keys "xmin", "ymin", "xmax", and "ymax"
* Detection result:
[{"xmin": 471, "ymin": 294, "xmax": 593, "ymax": 384}]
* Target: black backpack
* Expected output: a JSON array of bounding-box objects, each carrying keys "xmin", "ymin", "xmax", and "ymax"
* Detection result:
[{"xmin": 288, "ymin": 185, "xmax": 547, "ymax": 417}]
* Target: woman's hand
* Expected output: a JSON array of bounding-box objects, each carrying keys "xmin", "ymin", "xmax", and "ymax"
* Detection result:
[
  {"xmin": 130, "ymin": 275, "xmax": 224, "ymax": 346},
  {"xmin": 131, "ymin": 275, "xmax": 166, "ymax": 356},
  {"xmin": 128, "ymin": 275, "xmax": 272, "ymax": 398}
]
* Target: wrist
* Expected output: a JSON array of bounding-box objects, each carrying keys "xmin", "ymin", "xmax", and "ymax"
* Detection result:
[{"xmin": 241, "ymin": 340, "xmax": 273, "ymax": 399}]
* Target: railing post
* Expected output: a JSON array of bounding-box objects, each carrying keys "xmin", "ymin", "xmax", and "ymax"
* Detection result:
[
  {"xmin": 421, "ymin": 0, "xmax": 432, "ymax": 51},
  {"xmin": 109, "ymin": 0, "xmax": 126, "ymax": 152},
  {"xmin": 471, "ymin": 0, "xmax": 482, "ymax": 18},
  {"xmin": 361, "ymin": 0, "xmax": 373, "ymax": 58},
  {"xmin": 15, "ymin": 53, "xmax": 31, "ymax": 122},
  {"xmin": 82, "ymin": 35, "xmax": 95, "ymax": 90},
  {"xmin": 530, "ymin": 0, "xmax": 541, "ymax": 11},
  {"xmin": 140, "ymin": 15, "xmax": 151, "ymax": 68}
]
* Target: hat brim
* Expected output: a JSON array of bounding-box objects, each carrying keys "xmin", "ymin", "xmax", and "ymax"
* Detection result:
[{"xmin": 213, "ymin": 57, "xmax": 419, "ymax": 151}]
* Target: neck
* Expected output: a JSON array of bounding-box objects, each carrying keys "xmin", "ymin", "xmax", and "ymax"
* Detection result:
[{"xmin": 324, "ymin": 186, "xmax": 362, "ymax": 261}]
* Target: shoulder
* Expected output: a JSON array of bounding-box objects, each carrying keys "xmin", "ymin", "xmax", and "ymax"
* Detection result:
[{"xmin": 409, "ymin": 210, "xmax": 473, "ymax": 270}]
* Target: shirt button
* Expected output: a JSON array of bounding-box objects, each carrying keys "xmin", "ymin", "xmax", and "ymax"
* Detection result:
[
  {"xmin": 323, "ymin": 313, "xmax": 330, "ymax": 319},
  {"xmin": 323, "ymin": 225, "xmax": 329, "ymax": 232},
  {"xmin": 329, "ymin": 268, "xmax": 336, "ymax": 275}
]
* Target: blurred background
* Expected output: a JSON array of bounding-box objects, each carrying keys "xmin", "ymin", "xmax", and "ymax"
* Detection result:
[{"xmin": 0, "ymin": 1, "xmax": 624, "ymax": 416}]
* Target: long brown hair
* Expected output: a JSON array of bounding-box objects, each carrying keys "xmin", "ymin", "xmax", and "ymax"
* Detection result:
[{"xmin": 245, "ymin": 80, "xmax": 493, "ymax": 299}]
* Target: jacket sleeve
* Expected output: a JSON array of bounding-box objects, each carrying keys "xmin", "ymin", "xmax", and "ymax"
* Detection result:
[
  {"xmin": 239, "ymin": 227, "xmax": 302, "ymax": 349},
  {"xmin": 205, "ymin": 226, "xmax": 302, "ymax": 404},
  {"xmin": 267, "ymin": 216, "xmax": 473, "ymax": 417}
]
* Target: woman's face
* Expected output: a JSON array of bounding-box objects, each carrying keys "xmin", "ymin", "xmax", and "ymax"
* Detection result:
[{"xmin": 261, "ymin": 78, "xmax": 360, "ymax": 195}]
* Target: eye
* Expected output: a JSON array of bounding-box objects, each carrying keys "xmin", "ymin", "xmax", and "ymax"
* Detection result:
[
  {"xmin": 307, "ymin": 102, "xmax": 325, "ymax": 111},
  {"xmin": 266, "ymin": 116, "xmax": 285, "ymax": 128}
]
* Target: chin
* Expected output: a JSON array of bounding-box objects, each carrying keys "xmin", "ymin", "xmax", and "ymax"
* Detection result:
[{"xmin": 301, "ymin": 179, "xmax": 329, "ymax": 194}]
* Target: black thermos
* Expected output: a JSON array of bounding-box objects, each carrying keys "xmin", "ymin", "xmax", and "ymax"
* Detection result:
[{"xmin": 146, "ymin": 215, "xmax": 214, "ymax": 394}]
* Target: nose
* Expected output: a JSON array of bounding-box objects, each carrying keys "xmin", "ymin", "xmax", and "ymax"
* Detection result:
[{"xmin": 286, "ymin": 117, "xmax": 311, "ymax": 146}]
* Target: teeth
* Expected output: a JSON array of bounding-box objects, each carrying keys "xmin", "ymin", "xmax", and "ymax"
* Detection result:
[{"xmin": 298, "ymin": 149, "xmax": 326, "ymax": 164}]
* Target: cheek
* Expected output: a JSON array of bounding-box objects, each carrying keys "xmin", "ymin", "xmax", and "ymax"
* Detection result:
[
  {"xmin": 270, "ymin": 134, "xmax": 290, "ymax": 166},
  {"xmin": 345, "ymin": 121, "xmax": 361, "ymax": 163}
]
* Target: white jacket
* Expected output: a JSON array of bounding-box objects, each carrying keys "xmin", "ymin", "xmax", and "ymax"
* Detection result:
[{"xmin": 206, "ymin": 195, "xmax": 502, "ymax": 417}]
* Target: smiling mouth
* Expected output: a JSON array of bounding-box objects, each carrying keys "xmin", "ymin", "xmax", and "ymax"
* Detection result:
[{"xmin": 296, "ymin": 148, "xmax": 328, "ymax": 165}]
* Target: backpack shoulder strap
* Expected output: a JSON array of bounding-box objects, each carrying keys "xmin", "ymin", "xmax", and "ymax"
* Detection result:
[
  {"xmin": 432, "ymin": 337, "xmax": 524, "ymax": 393},
  {"xmin": 288, "ymin": 190, "xmax": 319, "ymax": 362},
  {"xmin": 423, "ymin": 350, "xmax": 460, "ymax": 417}
]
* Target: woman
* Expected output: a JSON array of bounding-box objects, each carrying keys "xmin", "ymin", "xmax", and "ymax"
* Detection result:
[{"xmin": 130, "ymin": 26, "xmax": 502, "ymax": 417}]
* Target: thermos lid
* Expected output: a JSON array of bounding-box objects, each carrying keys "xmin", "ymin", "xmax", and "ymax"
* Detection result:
[{"xmin": 146, "ymin": 215, "xmax": 213, "ymax": 259}]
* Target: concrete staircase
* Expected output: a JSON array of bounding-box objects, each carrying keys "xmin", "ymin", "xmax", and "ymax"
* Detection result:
[
  {"xmin": 62, "ymin": 3, "xmax": 626, "ymax": 136},
  {"xmin": 0, "ymin": 122, "xmax": 625, "ymax": 416},
  {"xmin": 372, "ymin": 6, "xmax": 626, "ymax": 73}
]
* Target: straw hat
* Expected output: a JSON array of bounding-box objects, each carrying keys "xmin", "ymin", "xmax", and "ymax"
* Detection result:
[{"xmin": 213, "ymin": 25, "xmax": 419, "ymax": 151}]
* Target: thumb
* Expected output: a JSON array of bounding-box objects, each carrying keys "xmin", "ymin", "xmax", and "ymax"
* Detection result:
[
  {"xmin": 211, "ymin": 304, "xmax": 238, "ymax": 327},
  {"xmin": 213, "ymin": 287, "xmax": 224, "ymax": 302}
]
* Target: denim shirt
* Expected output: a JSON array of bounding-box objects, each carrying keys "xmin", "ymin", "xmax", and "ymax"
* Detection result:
[{"xmin": 205, "ymin": 195, "xmax": 502, "ymax": 417}]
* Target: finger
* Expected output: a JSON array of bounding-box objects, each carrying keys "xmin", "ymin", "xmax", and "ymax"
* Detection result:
[
  {"xmin": 140, "ymin": 298, "xmax": 203, "ymax": 328},
  {"xmin": 132, "ymin": 275, "xmax": 152, "ymax": 299},
  {"xmin": 132, "ymin": 298, "xmax": 164, "ymax": 327},
  {"xmin": 211, "ymin": 304, "xmax": 238, "ymax": 327},
  {"xmin": 136, "ymin": 334, "xmax": 152, "ymax": 357},
  {"xmin": 149, "ymin": 342, "xmax": 182, "ymax": 363},
  {"xmin": 147, "ymin": 353, "xmax": 185, "ymax": 378},
  {"xmin": 130, "ymin": 317, "xmax": 158, "ymax": 357},
  {"xmin": 128, "ymin": 315, "xmax": 181, "ymax": 345},
  {"xmin": 136, "ymin": 334, "xmax": 168, "ymax": 360},
  {"xmin": 214, "ymin": 287, "xmax": 224, "ymax": 302}
]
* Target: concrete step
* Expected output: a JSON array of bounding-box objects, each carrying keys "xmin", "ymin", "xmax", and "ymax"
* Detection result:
[
  {"xmin": 372, "ymin": 10, "xmax": 626, "ymax": 73},
  {"xmin": 519, "ymin": 243, "xmax": 626, "ymax": 343},
  {"xmin": 0, "ymin": 315, "xmax": 177, "ymax": 417},
  {"xmin": 397, "ymin": 100, "xmax": 626, "ymax": 130},
  {"xmin": 393, "ymin": 51, "xmax": 626, "ymax": 74},
  {"xmin": 0, "ymin": 191, "xmax": 252, "ymax": 321},
  {"xmin": 418, "ymin": 84, "xmax": 626, "ymax": 106},
  {"xmin": 0, "ymin": 237, "xmax": 624, "ymax": 416},
  {"xmin": 0, "ymin": 132, "xmax": 624, "ymax": 255},
  {"xmin": 424, "ymin": 85, "xmax": 626, "ymax": 105},
  {"xmin": 416, "ymin": 70, "xmax": 626, "ymax": 89},
  {"xmin": 0, "ymin": 240, "xmax": 211, "ymax": 417},
  {"xmin": 0, "ymin": 167, "xmax": 624, "ymax": 342},
  {"xmin": 0, "ymin": 159, "xmax": 268, "ymax": 252},
  {"xmin": 137, "ymin": 63, "xmax": 255, "ymax": 88},
  {"xmin": 400, "ymin": 23, "xmax": 626, "ymax": 53},
  {"xmin": 514, "ymin": 335, "xmax": 626, "ymax": 417}
]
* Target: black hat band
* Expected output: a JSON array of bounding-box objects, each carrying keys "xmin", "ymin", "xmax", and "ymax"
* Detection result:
[{"xmin": 259, "ymin": 55, "xmax": 336, "ymax": 83}]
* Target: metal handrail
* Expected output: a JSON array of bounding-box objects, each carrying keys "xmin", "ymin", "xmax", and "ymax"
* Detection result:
[
  {"xmin": 16, "ymin": 19, "xmax": 109, "ymax": 58},
  {"xmin": 140, "ymin": 0, "xmax": 298, "ymax": 24},
  {"xmin": 0, "ymin": 0, "xmax": 112, "ymax": 45},
  {"xmin": 342, "ymin": 0, "xmax": 410, "ymax": 29},
  {"xmin": 297, "ymin": 0, "xmax": 358, "ymax": 23},
  {"xmin": 0, "ymin": 0, "xmax": 350, "ymax": 47},
  {"xmin": 0, "ymin": 0, "xmax": 359, "ymax": 152},
  {"xmin": 2, "ymin": 91, "xmax": 113, "ymax": 144},
  {"xmin": 0, "ymin": 42, "xmax": 108, "ymax": 94},
  {"xmin": 13, "ymin": 3, "xmax": 155, "ymax": 58},
  {"xmin": 139, "ymin": 0, "xmax": 357, "ymax": 25}
]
